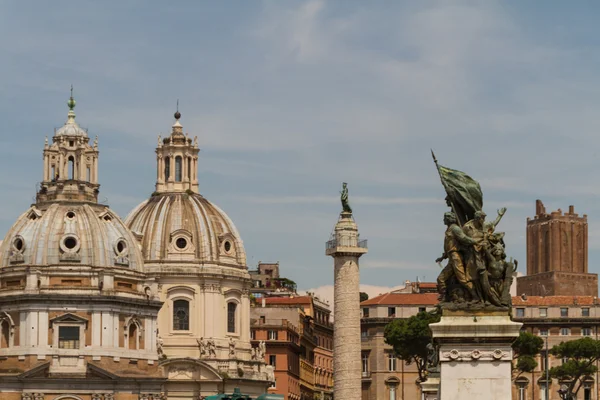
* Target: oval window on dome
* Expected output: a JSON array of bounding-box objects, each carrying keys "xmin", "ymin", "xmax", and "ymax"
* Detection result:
[
  {"xmin": 13, "ymin": 237, "xmax": 24, "ymax": 253},
  {"xmin": 224, "ymin": 241, "xmax": 232, "ymax": 253},
  {"xmin": 60, "ymin": 235, "xmax": 81, "ymax": 253},
  {"xmin": 66, "ymin": 211, "xmax": 76, "ymax": 219},
  {"xmin": 64, "ymin": 237, "xmax": 77, "ymax": 250},
  {"xmin": 115, "ymin": 239, "xmax": 128, "ymax": 256},
  {"xmin": 175, "ymin": 237, "xmax": 188, "ymax": 250}
]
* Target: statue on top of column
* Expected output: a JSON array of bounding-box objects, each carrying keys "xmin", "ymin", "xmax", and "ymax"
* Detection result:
[
  {"xmin": 432, "ymin": 151, "xmax": 517, "ymax": 311},
  {"xmin": 340, "ymin": 182, "xmax": 352, "ymax": 214}
]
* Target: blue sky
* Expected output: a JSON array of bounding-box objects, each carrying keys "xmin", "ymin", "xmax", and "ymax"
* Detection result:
[{"xmin": 2, "ymin": 1, "xmax": 600, "ymax": 293}]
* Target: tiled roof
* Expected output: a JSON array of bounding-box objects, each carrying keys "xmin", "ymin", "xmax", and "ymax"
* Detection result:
[
  {"xmin": 512, "ymin": 296, "xmax": 598, "ymax": 306},
  {"xmin": 418, "ymin": 283, "xmax": 437, "ymax": 289},
  {"xmin": 361, "ymin": 293, "xmax": 439, "ymax": 306},
  {"xmin": 263, "ymin": 296, "xmax": 312, "ymax": 305}
]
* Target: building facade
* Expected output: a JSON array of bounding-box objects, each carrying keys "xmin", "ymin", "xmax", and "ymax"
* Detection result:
[
  {"xmin": 360, "ymin": 290, "xmax": 439, "ymax": 400},
  {"xmin": 512, "ymin": 295, "xmax": 600, "ymax": 400},
  {"xmin": 251, "ymin": 295, "xmax": 334, "ymax": 400},
  {"xmin": 517, "ymin": 200, "xmax": 598, "ymax": 296}
]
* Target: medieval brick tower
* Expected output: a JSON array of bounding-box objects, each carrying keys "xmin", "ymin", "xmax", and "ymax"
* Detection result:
[{"xmin": 517, "ymin": 200, "xmax": 598, "ymax": 296}]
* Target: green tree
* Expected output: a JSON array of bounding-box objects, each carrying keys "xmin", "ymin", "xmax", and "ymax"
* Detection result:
[
  {"xmin": 549, "ymin": 337, "xmax": 600, "ymax": 399},
  {"xmin": 512, "ymin": 332, "xmax": 544, "ymax": 376},
  {"xmin": 360, "ymin": 292, "xmax": 369, "ymax": 303},
  {"xmin": 384, "ymin": 311, "xmax": 441, "ymax": 382}
]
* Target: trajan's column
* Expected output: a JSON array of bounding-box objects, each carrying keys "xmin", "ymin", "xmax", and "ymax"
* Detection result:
[{"xmin": 326, "ymin": 183, "xmax": 367, "ymax": 400}]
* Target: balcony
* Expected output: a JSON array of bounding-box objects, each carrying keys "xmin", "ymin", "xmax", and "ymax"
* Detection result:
[{"xmin": 326, "ymin": 238, "xmax": 368, "ymax": 250}]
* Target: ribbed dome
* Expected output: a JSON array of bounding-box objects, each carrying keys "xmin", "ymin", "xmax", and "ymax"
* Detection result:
[
  {"xmin": 0, "ymin": 203, "xmax": 144, "ymax": 270},
  {"xmin": 126, "ymin": 193, "xmax": 247, "ymax": 268},
  {"xmin": 55, "ymin": 119, "xmax": 87, "ymax": 137}
]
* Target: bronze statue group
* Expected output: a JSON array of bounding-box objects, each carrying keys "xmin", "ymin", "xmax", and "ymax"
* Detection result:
[{"xmin": 432, "ymin": 153, "xmax": 516, "ymax": 309}]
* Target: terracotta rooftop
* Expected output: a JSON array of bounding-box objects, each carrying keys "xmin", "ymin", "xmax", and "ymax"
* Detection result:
[
  {"xmin": 417, "ymin": 283, "xmax": 437, "ymax": 289},
  {"xmin": 361, "ymin": 292, "xmax": 439, "ymax": 306},
  {"xmin": 512, "ymin": 295, "xmax": 599, "ymax": 306},
  {"xmin": 263, "ymin": 296, "xmax": 312, "ymax": 305}
]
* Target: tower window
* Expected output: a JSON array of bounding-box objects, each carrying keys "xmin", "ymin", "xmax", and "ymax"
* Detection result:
[
  {"xmin": 51, "ymin": 165, "xmax": 56, "ymax": 181},
  {"xmin": 68, "ymin": 156, "xmax": 75, "ymax": 180},
  {"xmin": 188, "ymin": 157, "xmax": 191, "ymax": 180},
  {"xmin": 69, "ymin": 141, "xmax": 74, "ymax": 147},
  {"xmin": 175, "ymin": 156, "xmax": 182, "ymax": 182},
  {"xmin": 227, "ymin": 302, "xmax": 237, "ymax": 333},
  {"xmin": 164, "ymin": 157, "xmax": 170, "ymax": 180},
  {"xmin": 86, "ymin": 166, "xmax": 91, "ymax": 182},
  {"xmin": 173, "ymin": 299, "xmax": 189, "ymax": 331}
]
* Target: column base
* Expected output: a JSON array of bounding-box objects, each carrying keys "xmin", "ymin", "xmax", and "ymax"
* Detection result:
[{"xmin": 430, "ymin": 311, "xmax": 522, "ymax": 400}]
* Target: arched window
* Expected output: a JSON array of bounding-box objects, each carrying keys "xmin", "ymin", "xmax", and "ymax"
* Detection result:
[
  {"xmin": 86, "ymin": 166, "xmax": 91, "ymax": 182},
  {"xmin": 128, "ymin": 323, "xmax": 137, "ymax": 349},
  {"xmin": 68, "ymin": 156, "xmax": 75, "ymax": 180},
  {"xmin": 173, "ymin": 299, "xmax": 189, "ymax": 330},
  {"xmin": 0, "ymin": 320, "xmax": 9, "ymax": 348},
  {"xmin": 227, "ymin": 302, "xmax": 237, "ymax": 333},
  {"xmin": 187, "ymin": 157, "xmax": 191, "ymax": 180},
  {"xmin": 51, "ymin": 165, "xmax": 56, "ymax": 181},
  {"xmin": 175, "ymin": 156, "xmax": 182, "ymax": 182},
  {"xmin": 164, "ymin": 156, "xmax": 171, "ymax": 180}
]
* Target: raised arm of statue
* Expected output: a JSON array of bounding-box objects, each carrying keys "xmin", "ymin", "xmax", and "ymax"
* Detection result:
[
  {"xmin": 340, "ymin": 182, "xmax": 352, "ymax": 214},
  {"xmin": 491, "ymin": 207, "xmax": 507, "ymax": 228}
]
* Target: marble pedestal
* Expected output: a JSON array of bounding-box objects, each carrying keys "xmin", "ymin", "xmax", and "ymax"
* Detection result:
[
  {"xmin": 420, "ymin": 372, "xmax": 440, "ymax": 400},
  {"xmin": 430, "ymin": 311, "xmax": 522, "ymax": 400}
]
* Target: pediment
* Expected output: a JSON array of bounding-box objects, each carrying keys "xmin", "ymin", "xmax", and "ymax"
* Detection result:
[
  {"xmin": 18, "ymin": 362, "xmax": 50, "ymax": 379},
  {"xmin": 161, "ymin": 358, "xmax": 222, "ymax": 382},
  {"xmin": 49, "ymin": 313, "xmax": 89, "ymax": 326},
  {"xmin": 87, "ymin": 363, "xmax": 119, "ymax": 380}
]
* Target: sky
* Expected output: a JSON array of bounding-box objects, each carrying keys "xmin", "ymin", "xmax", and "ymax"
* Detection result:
[{"xmin": 2, "ymin": 1, "xmax": 600, "ymax": 295}]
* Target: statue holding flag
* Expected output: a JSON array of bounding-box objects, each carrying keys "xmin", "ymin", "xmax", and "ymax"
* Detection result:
[{"xmin": 432, "ymin": 152, "xmax": 516, "ymax": 310}]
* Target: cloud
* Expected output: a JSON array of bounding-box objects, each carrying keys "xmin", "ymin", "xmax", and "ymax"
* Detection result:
[{"xmin": 2, "ymin": 1, "xmax": 600, "ymax": 292}]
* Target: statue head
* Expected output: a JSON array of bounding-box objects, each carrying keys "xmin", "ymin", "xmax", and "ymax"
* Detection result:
[
  {"xmin": 443, "ymin": 212, "xmax": 457, "ymax": 225},
  {"xmin": 474, "ymin": 210, "xmax": 487, "ymax": 224}
]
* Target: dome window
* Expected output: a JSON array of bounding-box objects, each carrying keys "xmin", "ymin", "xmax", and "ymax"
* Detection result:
[
  {"xmin": 116, "ymin": 240, "xmax": 127, "ymax": 255},
  {"xmin": 224, "ymin": 241, "xmax": 232, "ymax": 253},
  {"xmin": 59, "ymin": 235, "xmax": 81, "ymax": 262},
  {"xmin": 60, "ymin": 235, "xmax": 81, "ymax": 253},
  {"xmin": 12, "ymin": 237, "xmax": 25, "ymax": 253},
  {"xmin": 175, "ymin": 237, "xmax": 188, "ymax": 250},
  {"xmin": 66, "ymin": 211, "xmax": 76, "ymax": 220}
]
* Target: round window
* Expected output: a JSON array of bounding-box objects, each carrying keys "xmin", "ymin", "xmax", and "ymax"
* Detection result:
[
  {"xmin": 224, "ymin": 241, "xmax": 231, "ymax": 252},
  {"xmin": 13, "ymin": 237, "xmax": 24, "ymax": 252},
  {"xmin": 66, "ymin": 211, "xmax": 76, "ymax": 219},
  {"xmin": 116, "ymin": 240, "xmax": 127, "ymax": 255},
  {"xmin": 64, "ymin": 237, "xmax": 78, "ymax": 250},
  {"xmin": 175, "ymin": 237, "xmax": 188, "ymax": 250}
]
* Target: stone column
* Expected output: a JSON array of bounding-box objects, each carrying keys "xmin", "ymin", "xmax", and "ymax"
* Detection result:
[{"xmin": 326, "ymin": 211, "xmax": 367, "ymax": 400}]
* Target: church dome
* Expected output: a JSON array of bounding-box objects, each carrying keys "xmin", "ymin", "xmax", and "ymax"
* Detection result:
[
  {"xmin": 0, "ymin": 203, "xmax": 144, "ymax": 270},
  {"xmin": 126, "ymin": 192, "xmax": 247, "ymax": 268}
]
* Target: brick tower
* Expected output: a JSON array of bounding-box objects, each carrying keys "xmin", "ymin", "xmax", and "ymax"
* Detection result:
[{"xmin": 517, "ymin": 200, "xmax": 597, "ymax": 296}]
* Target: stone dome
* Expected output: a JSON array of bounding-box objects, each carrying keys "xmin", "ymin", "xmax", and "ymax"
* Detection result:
[
  {"xmin": 126, "ymin": 193, "xmax": 247, "ymax": 268},
  {"xmin": 0, "ymin": 203, "xmax": 144, "ymax": 270}
]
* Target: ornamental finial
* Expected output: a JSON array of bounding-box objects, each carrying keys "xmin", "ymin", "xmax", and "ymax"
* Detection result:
[{"xmin": 174, "ymin": 99, "xmax": 181, "ymax": 120}]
